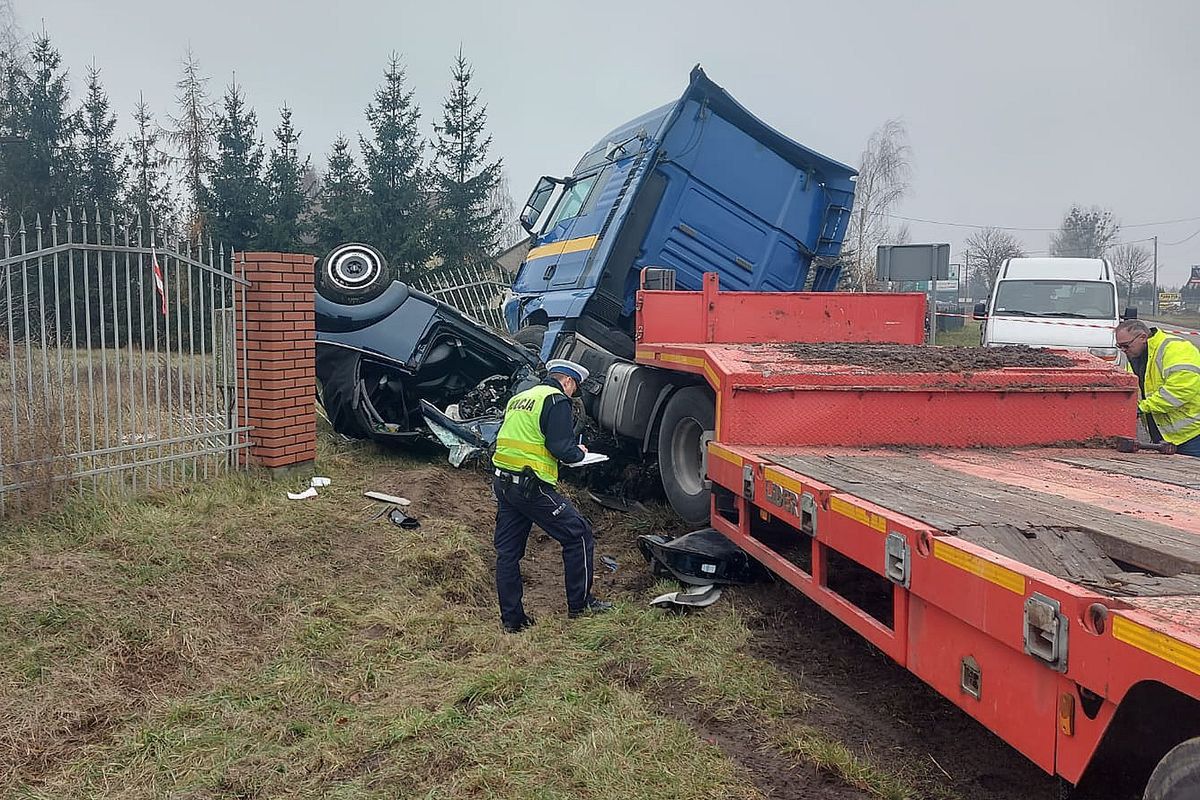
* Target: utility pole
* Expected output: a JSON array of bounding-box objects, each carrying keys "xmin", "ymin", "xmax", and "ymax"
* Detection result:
[{"xmin": 1152, "ymin": 235, "xmax": 1159, "ymax": 316}]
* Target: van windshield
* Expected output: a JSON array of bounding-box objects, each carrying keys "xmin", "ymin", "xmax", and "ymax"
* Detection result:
[{"xmin": 992, "ymin": 280, "xmax": 1116, "ymax": 320}]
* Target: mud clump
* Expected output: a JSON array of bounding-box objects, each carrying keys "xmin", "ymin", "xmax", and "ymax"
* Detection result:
[{"xmin": 781, "ymin": 343, "xmax": 1073, "ymax": 372}]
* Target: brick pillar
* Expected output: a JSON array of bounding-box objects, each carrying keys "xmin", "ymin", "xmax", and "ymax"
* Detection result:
[{"xmin": 236, "ymin": 252, "xmax": 317, "ymax": 472}]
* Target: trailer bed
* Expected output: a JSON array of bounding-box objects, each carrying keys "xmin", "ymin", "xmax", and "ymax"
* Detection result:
[{"xmin": 758, "ymin": 447, "xmax": 1200, "ymax": 597}]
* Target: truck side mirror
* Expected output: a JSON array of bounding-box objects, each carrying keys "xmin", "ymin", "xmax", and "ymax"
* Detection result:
[
  {"xmin": 973, "ymin": 301, "xmax": 987, "ymax": 320},
  {"xmin": 1121, "ymin": 307, "xmax": 1138, "ymax": 321},
  {"xmin": 519, "ymin": 176, "xmax": 562, "ymax": 234}
]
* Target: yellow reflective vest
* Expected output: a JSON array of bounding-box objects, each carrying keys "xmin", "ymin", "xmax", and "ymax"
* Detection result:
[
  {"xmin": 1126, "ymin": 330, "xmax": 1200, "ymax": 445},
  {"xmin": 492, "ymin": 384, "xmax": 563, "ymax": 485}
]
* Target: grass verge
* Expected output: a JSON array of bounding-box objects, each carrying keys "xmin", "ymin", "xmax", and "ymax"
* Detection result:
[{"xmin": 1, "ymin": 437, "xmax": 942, "ymax": 799}]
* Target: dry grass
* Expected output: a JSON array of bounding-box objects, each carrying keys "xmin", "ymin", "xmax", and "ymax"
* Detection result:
[
  {"xmin": 1, "ymin": 345, "xmax": 236, "ymax": 513},
  {"xmin": 0, "ymin": 437, "xmax": 939, "ymax": 800}
]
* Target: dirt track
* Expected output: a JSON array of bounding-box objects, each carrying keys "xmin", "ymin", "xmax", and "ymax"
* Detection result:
[{"xmin": 389, "ymin": 460, "xmax": 1147, "ymax": 799}]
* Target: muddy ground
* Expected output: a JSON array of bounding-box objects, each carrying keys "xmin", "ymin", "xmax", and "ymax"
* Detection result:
[
  {"xmin": 381, "ymin": 459, "xmax": 1144, "ymax": 800},
  {"xmin": 781, "ymin": 343, "xmax": 1073, "ymax": 372}
]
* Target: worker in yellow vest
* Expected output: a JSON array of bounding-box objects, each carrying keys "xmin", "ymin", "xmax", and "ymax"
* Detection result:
[
  {"xmin": 1116, "ymin": 320, "xmax": 1200, "ymax": 456},
  {"xmin": 491, "ymin": 359, "xmax": 613, "ymax": 632}
]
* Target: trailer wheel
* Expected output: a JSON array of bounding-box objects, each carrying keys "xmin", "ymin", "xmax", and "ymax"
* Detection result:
[
  {"xmin": 317, "ymin": 243, "xmax": 393, "ymax": 305},
  {"xmin": 514, "ymin": 324, "xmax": 547, "ymax": 357},
  {"xmin": 1145, "ymin": 737, "xmax": 1200, "ymax": 799},
  {"xmin": 658, "ymin": 386, "xmax": 715, "ymax": 525}
]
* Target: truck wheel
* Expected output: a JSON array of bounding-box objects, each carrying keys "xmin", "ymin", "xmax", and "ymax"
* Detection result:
[
  {"xmin": 658, "ymin": 386, "xmax": 715, "ymax": 525},
  {"xmin": 1145, "ymin": 737, "xmax": 1200, "ymax": 799},
  {"xmin": 317, "ymin": 243, "xmax": 393, "ymax": 305},
  {"xmin": 514, "ymin": 324, "xmax": 547, "ymax": 357}
]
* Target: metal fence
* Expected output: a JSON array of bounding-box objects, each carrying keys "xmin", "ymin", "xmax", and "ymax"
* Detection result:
[
  {"xmin": 412, "ymin": 261, "xmax": 512, "ymax": 333},
  {"xmin": 0, "ymin": 208, "xmax": 250, "ymax": 512}
]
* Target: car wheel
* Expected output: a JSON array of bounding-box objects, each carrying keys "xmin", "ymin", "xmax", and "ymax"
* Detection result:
[
  {"xmin": 317, "ymin": 243, "xmax": 393, "ymax": 305},
  {"xmin": 658, "ymin": 386, "xmax": 715, "ymax": 525}
]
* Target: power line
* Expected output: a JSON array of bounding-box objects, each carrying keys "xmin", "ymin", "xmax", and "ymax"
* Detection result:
[
  {"xmin": 873, "ymin": 210, "xmax": 1200, "ymax": 233},
  {"xmin": 1160, "ymin": 227, "xmax": 1200, "ymax": 247}
]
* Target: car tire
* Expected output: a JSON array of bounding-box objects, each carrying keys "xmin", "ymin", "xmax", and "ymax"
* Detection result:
[
  {"xmin": 658, "ymin": 386, "xmax": 715, "ymax": 525},
  {"xmin": 317, "ymin": 243, "xmax": 393, "ymax": 305},
  {"xmin": 1145, "ymin": 737, "xmax": 1200, "ymax": 800},
  {"xmin": 514, "ymin": 324, "xmax": 548, "ymax": 357}
]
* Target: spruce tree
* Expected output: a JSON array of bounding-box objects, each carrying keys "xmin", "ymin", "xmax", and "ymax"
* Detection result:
[
  {"xmin": 123, "ymin": 94, "xmax": 175, "ymax": 231},
  {"xmin": 0, "ymin": 50, "xmax": 21, "ymax": 218},
  {"xmin": 77, "ymin": 63, "xmax": 125, "ymax": 215},
  {"xmin": 205, "ymin": 80, "xmax": 265, "ymax": 253},
  {"xmin": 4, "ymin": 32, "xmax": 77, "ymax": 218},
  {"xmin": 430, "ymin": 50, "xmax": 503, "ymax": 269},
  {"xmin": 165, "ymin": 47, "xmax": 216, "ymax": 237},
  {"xmin": 360, "ymin": 54, "xmax": 429, "ymax": 274},
  {"xmin": 314, "ymin": 134, "xmax": 365, "ymax": 254},
  {"xmin": 259, "ymin": 105, "xmax": 310, "ymax": 252}
]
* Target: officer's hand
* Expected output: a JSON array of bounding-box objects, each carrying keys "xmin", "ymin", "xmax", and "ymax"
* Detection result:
[
  {"xmin": 1163, "ymin": 443, "xmax": 1178, "ymax": 455},
  {"xmin": 578, "ymin": 445, "xmax": 589, "ymax": 455}
]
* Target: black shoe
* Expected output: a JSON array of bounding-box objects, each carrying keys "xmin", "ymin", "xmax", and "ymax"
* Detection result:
[
  {"xmin": 503, "ymin": 615, "xmax": 536, "ymax": 634},
  {"xmin": 568, "ymin": 598, "xmax": 614, "ymax": 619}
]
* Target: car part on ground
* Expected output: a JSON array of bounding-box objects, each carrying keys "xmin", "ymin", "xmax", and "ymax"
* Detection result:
[
  {"xmin": 637, "ymin": 527, "xmax": 762, "ymax": 586},
  {"xmin": 649, "ymin": 583, "xmax": 722, "ymax": 609}
]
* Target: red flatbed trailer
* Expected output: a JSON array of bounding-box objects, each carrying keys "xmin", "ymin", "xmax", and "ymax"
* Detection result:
[{"xmin": 635, "ymin": 273, "xmax": 1200, "ymax": 797}]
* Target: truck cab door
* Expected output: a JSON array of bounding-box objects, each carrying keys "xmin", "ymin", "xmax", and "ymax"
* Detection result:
[{"xmin": 521, "ymin": 168, "xmax": 612, "ymax": 291}]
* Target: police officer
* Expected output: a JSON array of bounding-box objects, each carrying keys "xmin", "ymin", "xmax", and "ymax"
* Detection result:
[
  {"xmin": 1116, "ymin": 320, "xmax": 1200, "ymax": 456},
  {"xmin": 491, "ymin": 359, "xmax": 613, "ymax": 632}
]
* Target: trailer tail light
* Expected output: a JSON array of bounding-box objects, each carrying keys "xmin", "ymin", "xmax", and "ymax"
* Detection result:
[{"xmin": 1058, "ymin": 693, "xmax": 1075, "ymax": 736}]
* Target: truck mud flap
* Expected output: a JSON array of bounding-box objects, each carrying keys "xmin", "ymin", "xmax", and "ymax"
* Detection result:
[{"xmin": 637, "ymin": 528, "xmax": 763, "ymax": 586}]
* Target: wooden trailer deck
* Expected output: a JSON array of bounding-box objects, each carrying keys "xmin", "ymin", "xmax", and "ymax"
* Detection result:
[{"xmin": 757, "ymin": 447, "xmax": 1200, "ymax": 598}]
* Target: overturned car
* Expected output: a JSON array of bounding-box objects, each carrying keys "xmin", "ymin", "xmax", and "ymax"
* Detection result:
[{"xmin": 315, "ymin": 243, "xmax": 539, "ymax": 446}]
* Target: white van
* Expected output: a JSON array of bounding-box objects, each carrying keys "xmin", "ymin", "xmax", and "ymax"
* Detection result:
[{"xmin": 974, "ymin": 257, "xmax": 1127, "ymax": 363}]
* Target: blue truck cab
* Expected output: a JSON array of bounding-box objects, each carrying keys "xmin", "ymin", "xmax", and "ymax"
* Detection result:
[{"xmin": 506, "ymin": 66, "xmax": 857, "ymax": 362}]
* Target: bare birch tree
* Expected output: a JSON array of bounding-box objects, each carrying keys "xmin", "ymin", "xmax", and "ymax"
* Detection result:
[
  {"xmin": 843, "ymin": 119, "xmax": 912, "ymax": 290},
  {"xmin": 964, "ymin": 227, "xmax": 1026, "ymax": 296},
  {"xmin": 1110, "ymin": 242, "xmax": 1152, "ymax": 300}
]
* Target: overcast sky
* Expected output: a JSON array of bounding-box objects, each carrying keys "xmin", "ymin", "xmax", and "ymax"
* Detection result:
[{"xmin": 17, "ymin": 0, "xmax": 1200, "ymax": 285}]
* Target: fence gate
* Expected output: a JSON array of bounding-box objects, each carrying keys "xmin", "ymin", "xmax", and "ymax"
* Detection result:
[
  {"xmin": 0, "ymin": 209, "xmax": 250, "ymax": 512},
  {"xmin": 412, "ymin": 261, "xmax": 512, "ymax": 334}
]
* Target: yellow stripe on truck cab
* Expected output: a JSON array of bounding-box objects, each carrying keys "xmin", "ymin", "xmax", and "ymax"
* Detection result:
[{"xmin": 524, "ymin": 235, "xmax": 599, "ymax": 262}]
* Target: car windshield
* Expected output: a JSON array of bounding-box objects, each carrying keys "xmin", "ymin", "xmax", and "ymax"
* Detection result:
[{"xmin": 992, "ymin": 280, "xmax": 1116, "ymax": 320}]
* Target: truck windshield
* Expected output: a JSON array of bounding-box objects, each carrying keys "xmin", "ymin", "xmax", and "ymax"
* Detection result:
[
  {"xmin": 993, "ymin": 280, "xmax": 1116, "ymax": 320},
  {"xmin": 544, "ymin": 173, "xmax": 599, "ymax": 231}
]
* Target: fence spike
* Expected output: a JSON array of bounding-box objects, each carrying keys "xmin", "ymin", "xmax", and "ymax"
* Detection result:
[{"xmin": 49, "ymin": 210, "xmax": 59, "ymax": 246}]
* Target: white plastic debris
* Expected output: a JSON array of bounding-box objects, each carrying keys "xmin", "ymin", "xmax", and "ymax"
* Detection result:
[
  {"xmin": 310, "ymin": 476, "xmax": 332, "ymax": 488},
  {"xmin": 364, "ymin": 491, "xmax": 411, "ymax": 507},
  {"xmin": 650, "ymin": 584, "xmax": 722, "ymax": 609},
  {"xmin": 287, "ymin": 487, "xmax": 318, "ymax": 501}
]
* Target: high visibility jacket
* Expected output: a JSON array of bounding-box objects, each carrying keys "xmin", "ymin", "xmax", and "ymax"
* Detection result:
[
  {"xmin": 1126, "ymin": 330, "xmax": 1200, "ymax": 445},
  {"xmin": 492, "ymin": 384, "xmax": 564, "ymax": 485}
]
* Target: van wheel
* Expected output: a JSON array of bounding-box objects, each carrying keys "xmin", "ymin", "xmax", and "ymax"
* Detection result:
[
  {"xmin": 658, "ymin": 387, "xmax": 715, "ymax": 525},
  {"xmin": 514, "ymin": 325, "xmax": 547, "ymax": 357},
  {"xmin": 1145, "ymin": 737, "xmax": 1200, "ymax": 799}
]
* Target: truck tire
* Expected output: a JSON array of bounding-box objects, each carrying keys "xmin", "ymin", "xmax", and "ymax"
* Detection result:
[
  {"xmin": 658, "ymin": 386, "xmax": 715, "ymax": 525},
  {"xmin": 514, "ymin": 324, "xmax": 547, "ymax": 357},
  {"xmin": 317, "ymin": 243, "xmax": 393, "ymax": 305},
  {"xmin": 1145, "ymin": 737, "xmax": 1200, "ymax": 799}
]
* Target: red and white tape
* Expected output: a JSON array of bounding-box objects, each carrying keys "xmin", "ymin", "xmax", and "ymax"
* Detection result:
[{"xmin": 932, "ymin": 311, "xmax": 1200, "ymax": 337}]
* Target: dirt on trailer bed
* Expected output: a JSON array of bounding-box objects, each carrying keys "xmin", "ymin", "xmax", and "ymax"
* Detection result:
[{"xmin": 780, "ymin": 342, "xmax": 1073, "ymax": 372}]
